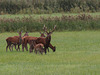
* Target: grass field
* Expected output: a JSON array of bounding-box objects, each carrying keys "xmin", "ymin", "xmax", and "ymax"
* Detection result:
[
  {"xmin": 0, "ymin": 31, "xmax": 100, "ymax": 75},
  {"xmin": 0, "ymin": 12, "xmax": 100, "ymax": 19}
]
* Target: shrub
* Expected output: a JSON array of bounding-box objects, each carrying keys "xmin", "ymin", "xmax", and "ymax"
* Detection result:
[{"xmin": 0, "ymin": 14, "xmax": 100, "ymax": 32}]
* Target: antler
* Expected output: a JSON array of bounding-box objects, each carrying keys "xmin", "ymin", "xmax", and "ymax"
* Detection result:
[
  {"xmin": 49, "ymin": 25, "xmax": 56, "ymax": 34},
  {"xmin": 43, "ymin": 25, "xmax": 48, "ymax": 34}
]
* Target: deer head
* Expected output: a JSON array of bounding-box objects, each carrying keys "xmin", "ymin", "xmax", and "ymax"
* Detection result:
[
  {"xmin": 23, "ymin": 32, "xmax": 29, "ymax": 37},
  {"xmin": 39, "ymin": 31, "xmax": 45, "ymax": 37}
]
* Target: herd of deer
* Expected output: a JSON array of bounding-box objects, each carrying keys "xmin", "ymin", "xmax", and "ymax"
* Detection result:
[{"xmin": 6, "ymin": 25, "xmax": 56, "ymax": 54}]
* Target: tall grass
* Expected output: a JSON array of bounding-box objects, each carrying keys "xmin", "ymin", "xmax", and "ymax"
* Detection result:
[{"xmin": 0, "ymin": 14, "xmax": 100, "ymax": 32}]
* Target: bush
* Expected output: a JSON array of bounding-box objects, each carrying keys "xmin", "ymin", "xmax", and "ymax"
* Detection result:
[{"xmin": 0, "ymin": 14, "xmax": 100, "ymax": 32}]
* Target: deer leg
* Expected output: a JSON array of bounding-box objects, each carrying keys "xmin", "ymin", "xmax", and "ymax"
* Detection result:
[
  {"xmin": 47, "ymin": 48, "xmax": 49, "ymax": 52},
  {"xmin": 29, "ymin": 47, "xmax": 32, "ymax": 53},
  {"xmin": 25, "ymin": 44, "xmax": 28, "ymax": 51},
  {"xmin": 10, "ymin": 44, "xmax": 13, "ymax": 51},
  {"xmin": 11, "ymin": 44, "xmax": 16, "ymax": 51},
  {"xmin": 18, "ymin": 45, "xmax": 20, "ymax": 51},
  {"xmin": 14, "ymin": 44, "xmax": 17, "ymax": 50},
  {"xmin": 22, "ymin": 44, "xmax": 25, "ymax": 52},
  {"xmin": 9, "ymin": 44, "xmax": 12, "ymax": 51},
  {"xmin": 29, "ymin": 47, "xmax": 31, "ymax": 53},
  {"xmin": 44, "ymin": 47, "xmax": 47, "ymax": 54},
  {"xmin": 35, "ymin": 49, "xmax": 37, "ymax": 54},
  {"xmin": 6, "ymin": 44, "xmax": 9, "ymax": 52}
]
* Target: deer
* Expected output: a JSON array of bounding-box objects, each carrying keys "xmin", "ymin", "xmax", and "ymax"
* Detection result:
[
  {"xmin": 22, "ymin": 31, "xmax": 46, "ymax": 52},
  {"xmin": 22, "ymin": 36, "xmax": 38, "ymax": 52},
  {"xmin": 36, "ymin": 25, "xmax": 56, "ymax": 54},
  {"xmin": 23, "ymin": 25, "xmax": 56, "ymax": 53},
  {"xmin": 29, "ymin": 40, "xmax": 44, "ymax": 54},
  {"xmin": 11, "ymin": 32, "xmax": 29, "ymax": 51},
  {"xmin": 6, "ymin": 31, "xmax": 22, "ymax": 52},
  {"xmin": 39, "ymin": 31, "xmax": 56, "ymax": 52},
  {"xmin": 28, "ymin": 32, "xmax": 46, "ymax": 53}
]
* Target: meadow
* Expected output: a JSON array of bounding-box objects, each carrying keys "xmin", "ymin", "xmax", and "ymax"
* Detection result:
[{"xmin": 0, "ymin": 31, "xmax": 100, "ymax": 75}]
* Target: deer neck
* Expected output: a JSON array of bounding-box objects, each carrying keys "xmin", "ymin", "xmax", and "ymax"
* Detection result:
[
  {"xmin": 46, "ymin": 35, "xmax": 51, "ymax": 47},
  {"xmin": 19, "ymin": 35, "xmax": 22, "ymax": 44},
  {"xmin": 49, "ymin": 43, "xmax": 54, "ymax": 49}
]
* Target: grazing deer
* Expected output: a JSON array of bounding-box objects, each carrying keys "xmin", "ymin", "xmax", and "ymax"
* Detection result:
[
  {"xmin": 6, "ymin": 31, "xmax": 22, "ymax": 52},
  {"xmin": 11, "ymin": 32, "xmax": 29, "ymax": 51},
  {"xmin": 29, "ymin": 40, "xmax": 44, "ymax": 54},
  {"xmin": 36, "ymin": 25, "xmax": 56, "ymax": 54}
]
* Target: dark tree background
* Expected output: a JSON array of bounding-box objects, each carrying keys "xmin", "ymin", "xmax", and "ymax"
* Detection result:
[{"xmin": 0, "ymin": 0, "xmax": 100, "ymax": 14}]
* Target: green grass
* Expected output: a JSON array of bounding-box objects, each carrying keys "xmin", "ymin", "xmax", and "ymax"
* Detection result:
[
  {"xmin": 0, "ymin": 12, "xmax": 100, "ymax": 19},
  {"xmin": 0, "ymin": 31, "xmax": 100, "ymax": 75}
]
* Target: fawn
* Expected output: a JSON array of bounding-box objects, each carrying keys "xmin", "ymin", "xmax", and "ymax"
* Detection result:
[{"xmin": 30, "ymin": 40, "xmax": 44, "ymax": 54}]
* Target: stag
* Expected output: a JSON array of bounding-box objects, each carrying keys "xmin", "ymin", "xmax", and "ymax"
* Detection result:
[
  {"xmin": 6, "ymin": 31, "xmax": 22, "ymax": 51},
  {"xmin": 36, "ymin": 25, "xmax": 56, "ymax": 54},
  {"xmin": 39, "ymin": 31, "xmax": 56, "ymax": 52}
]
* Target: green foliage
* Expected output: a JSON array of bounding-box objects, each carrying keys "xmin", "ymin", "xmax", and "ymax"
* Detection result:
[
  {"xmin": 0, "ymin": 0, "xmax": 100, "ymax": 14},
  {"xmin": 0, "ymin": 13, "xmax": 100, "ymax": 32}
]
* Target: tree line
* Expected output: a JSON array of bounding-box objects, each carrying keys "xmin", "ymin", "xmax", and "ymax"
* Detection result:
[{"xmin": 0, "ymin": 0, "xmax": 100, "ymax": 14}]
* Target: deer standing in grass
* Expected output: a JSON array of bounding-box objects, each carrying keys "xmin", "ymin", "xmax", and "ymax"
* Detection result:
[
  {"xmin": 22, "ymin": 32, "xmax": 46, "ymax": 52},
  {"xmin": 36, "ymin": 25, "xmax": 56, "ymax": 54},
  {"xmin": 23, "ymin": 25, "xmax": 56, "ymax": 53},
  {"xmin": 39, "ymin": 31, "xmax": 56, "ymax": 52},
  {"xmin": 11, "ymin": 32, "xmax": 29, "ymax": 51},
  {"xmin": 6, "ymin": 31, "xmax": 22, "ymax": 51}
]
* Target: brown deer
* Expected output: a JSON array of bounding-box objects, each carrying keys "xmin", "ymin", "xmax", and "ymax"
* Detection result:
[
  {"xmin": 23, "ymin": 25, "xmax": 56, "ymax": 53},
  {"xmin": 6, "ymin": 31, "xmax": 22, "ymax": 52},
  {"xmin": 11, "ymin": 32, "xmax": 29, "ymax": 51},
  {"xmin": 36, "ymin": 25, "xmax": 56, "ymax": 54},
  {"xmin": 22, "ymin": 31, "xmax": 46, "ymax": 52},
  {"xmin": 39, "ymin": 31, "xmax": 56, "ymax": 52},
  {"xmin": 29, "ymin": 40, "xmax": 44, "ymax": 54},
  {"xmin": 22, "ymin": 36, "xmax": 38, "ymax": 52}
]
